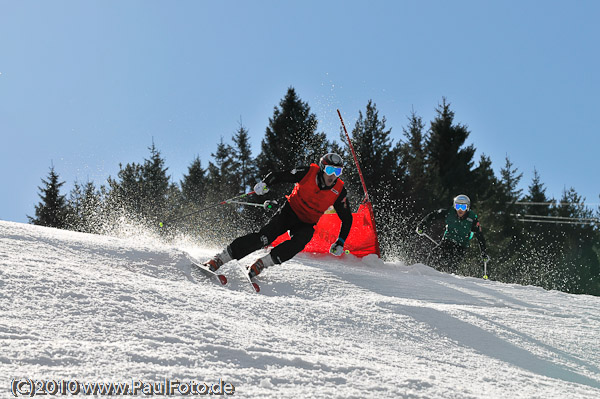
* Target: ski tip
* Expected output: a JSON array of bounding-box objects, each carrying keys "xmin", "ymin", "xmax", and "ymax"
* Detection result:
[
  {"xmin": 252, "ymin": 282, "xmax": 260, "ymax": 293},
  {"xmin": 218, "ymin": 275, "xmax": 228, "ymax": 285}
]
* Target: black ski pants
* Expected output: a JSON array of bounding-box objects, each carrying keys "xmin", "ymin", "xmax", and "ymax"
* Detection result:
[
  {"xmin": 428, "ymin": 239, "xmax": 466, "ymax": 273},
  {"xmin": 228, "ymin": 201, "xmax": 315, "ymax": 264}
]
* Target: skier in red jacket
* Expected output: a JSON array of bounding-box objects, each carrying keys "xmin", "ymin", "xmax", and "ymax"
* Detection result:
[{"xmin": 203, "ymin": 153, "xmax": 353, "ymax": 279}]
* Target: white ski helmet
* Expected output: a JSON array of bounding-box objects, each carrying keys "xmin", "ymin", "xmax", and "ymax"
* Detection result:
[{"xmin": 453, "ymin": 194, "xmax": 471, "ymax": 211}]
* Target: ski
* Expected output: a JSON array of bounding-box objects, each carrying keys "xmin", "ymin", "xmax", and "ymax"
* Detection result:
[
  {"xmin": 237, "ymin": 262, "xmax": 260, "ymax": 293},
  {"xmin": 191, "ymin": 260, "xmax": 228, "ymax": 285}
]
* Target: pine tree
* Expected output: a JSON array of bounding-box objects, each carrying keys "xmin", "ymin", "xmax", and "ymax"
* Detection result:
[
  {"xmin": 106, "ymin": 162, "xmax": 144, "ymax": 218},
  {"xmin": 394, "ymin": 109, "xmax": 432, "ymax": 264},
  {"xmin": 105, "ymin": 143, "xmax": 171, "ymax": 226},
  {"xmin": 206, "ymin": 138, "xmax": 238, "ymax": 200},
  {"xmin": 343, "ymin": 100, "xmax": 401, "ymax": 205},
  {"xmin": 164, "ymin": 181, "xmax": 184, "ymax": 235},
  {"xmin": 181, "ymin": 156, "xmax": 207, "ymax": 205},
  {"xmin": 494, "ymin": 156, "xmax": 526, "ymax": 282},
  {"xmin": 339, "ymin": 101, "xmax": 402, "ymax": 258},
  {"xmin": 424, "ymin": 98, "xmax": 476, "ymax": 205},
  {"xmin": 400, "ymin": 109, "xmax": 428, "ymax": 212},
  {"xmin": 141, "ymin": 142, "xmax": 171, "ymax": 221},
  {"xmin": 551, "ymin": 188, "xmax": 600, "ymax": 294},
  {"xmin": 66, "ymin": 181, "xmax": 103, "ymax": 233},
  {"xmin": 29, "ymin": 165, "xmax": 68, "ymax": 228},
  {"xmin": 257, "ymin": 87, "xmax": 329, "ymax": 176},
  {"xmin": 254, "ymin": 87, "xmax": 336, "ymax": 208},
  {"xmin": 197, "ymin": 138, "xmax": 249, "ymax": 244},
  {"xmin": 499, "ymin": 157, "xmax": 523, "ymax": 205},
  {"xmin": 175, "ymin": 156, "xmax": 208, "ymax": 236},
  {"xmin": 524, "ymin": 169, "xmax": 553, "ymax": 217},
  {"xmin": 469, "ymin": 155, "xmax": 501, "ymax": 265},
  {"xmin": 471, "ymin": 155, "xmax": 499, "ymax": 203},
  {"xmin": 232, "ymin": 121, "xmax": 256, "ymax": 193},
  {"xmin": 514, "ymin": 170, "xmax": 561, "ymax": 288},
  {"xmin": 66, "ymin": 181, "xmax": 84, "ymax": 231},
  {"xmin": 80, "ymin": 181, "xmax": 103, "ymax": 233}
]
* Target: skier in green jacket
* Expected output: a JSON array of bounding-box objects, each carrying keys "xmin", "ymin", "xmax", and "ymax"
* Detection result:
[{"xmin": 416, "ymin": 194, "xmax": 489, "ymax": 273}]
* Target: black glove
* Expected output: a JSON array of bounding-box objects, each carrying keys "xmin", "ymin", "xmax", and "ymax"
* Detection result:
[{"xmin": 482, "ymin": 253, "xmax": 490, "ymax": 262}]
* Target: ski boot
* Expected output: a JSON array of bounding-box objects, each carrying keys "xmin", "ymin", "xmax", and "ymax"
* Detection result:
[
  {"xmin": 203, "ymin": 248, "xmax": 233, "ymax": 272},
  {"xmin": 247, "ymin": 254, "xmax": 274, "ymax": 279}
]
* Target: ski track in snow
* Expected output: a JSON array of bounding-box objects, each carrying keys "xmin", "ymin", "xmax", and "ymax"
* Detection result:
[{"xmin": 1, "ymin": 220, "xmax": 599, "ymax": 398}]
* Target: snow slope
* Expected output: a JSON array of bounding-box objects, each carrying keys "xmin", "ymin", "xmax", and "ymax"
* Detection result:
[{"xmin": 1, "ymin": 220, "xmax": 599, "ymax": 398}]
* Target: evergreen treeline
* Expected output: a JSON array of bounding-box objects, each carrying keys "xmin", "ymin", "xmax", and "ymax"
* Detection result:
[{"xmin": 29, "ymin": 87, "xmax": 600, "ymax": 296}]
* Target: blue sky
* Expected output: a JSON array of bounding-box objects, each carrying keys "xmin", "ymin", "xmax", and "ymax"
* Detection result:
[{"xmin": 1, "ymin": 0, "xmax": 598, "ymax": 223}]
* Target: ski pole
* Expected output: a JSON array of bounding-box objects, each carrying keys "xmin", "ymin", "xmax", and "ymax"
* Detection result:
[
  {"xmin": 226, "ymin": 200, "xmax": 278, "ymax": 210},
  {"xmin": 415, "ymin": 226, "xmax": 440, "ymax": 246},
  {"xmin": 416, "ymin": 227, "xmax": 441, "ymax": 264},
  {"xmin": 159, "ymin": 191, "xmax": 256, "ymax": 227},
  {"xmin": 478, "ymin": 246, "xmax": 490, "ymax": 280},
  {"xmin": 483, "ymin": 259, "xmax": 489, "ymax": 280}
]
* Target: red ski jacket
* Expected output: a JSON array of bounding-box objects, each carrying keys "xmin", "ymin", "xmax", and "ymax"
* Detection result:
[{"xmin": 286, "ymin": 164, "xmax": 344, "ymax": 224}]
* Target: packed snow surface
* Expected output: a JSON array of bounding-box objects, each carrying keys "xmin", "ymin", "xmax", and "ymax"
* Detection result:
[{"xmin": 1, "ymin": 220, "xmax": 599, "ymax": 398}]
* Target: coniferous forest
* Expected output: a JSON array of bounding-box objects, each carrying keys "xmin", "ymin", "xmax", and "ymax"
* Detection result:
[{"xmin": 29, "ymin": 87, "xmax": 600, "ymax": 296}]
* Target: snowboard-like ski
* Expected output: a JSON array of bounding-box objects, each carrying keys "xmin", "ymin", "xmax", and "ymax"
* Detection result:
[
  {"xmin": 237, "ymin": 262, "xmax": 260, "ymax": 293},
  {"xmin": 191, "ymin": 260, "xmax": 228, "ymax": 285}
]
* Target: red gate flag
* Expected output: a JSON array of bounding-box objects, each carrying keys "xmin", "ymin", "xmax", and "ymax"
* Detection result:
[{"xmin": 271, "ymin": 202, "xmax": 379, "ymax": 258}]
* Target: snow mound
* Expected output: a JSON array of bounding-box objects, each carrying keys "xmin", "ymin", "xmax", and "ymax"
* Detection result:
[{"xmin": 1, "ymin": 221, "xmax": 599, "ymax": 398}]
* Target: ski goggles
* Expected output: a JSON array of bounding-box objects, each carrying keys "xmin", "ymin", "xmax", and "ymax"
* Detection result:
[
  {"xmin": 324, "ymin": 165, "xmax": 343, "ymax": 177},
  {"xmin": 454, "ymin": 203, "xmax": 468, "ymax": 211}
]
